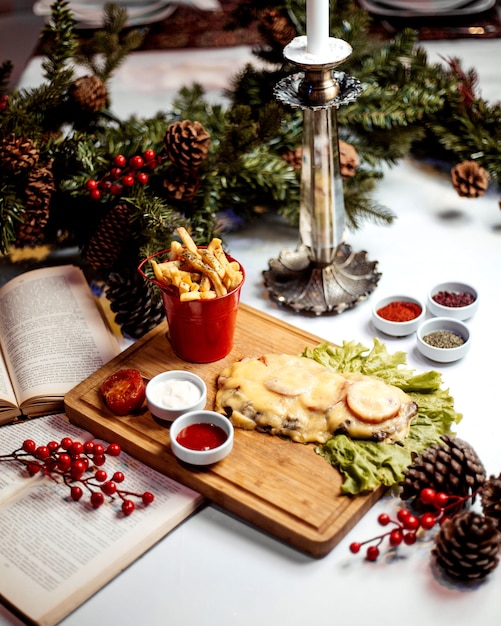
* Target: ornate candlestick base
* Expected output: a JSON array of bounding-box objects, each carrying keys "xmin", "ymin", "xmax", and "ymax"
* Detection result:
[
  {"xmin": 263, "ymin": 36, "xmax": 381, "ymax": 315},
  {"xmin": 263, "ymin": 243, "xmax": 380, "ymax": 315}
]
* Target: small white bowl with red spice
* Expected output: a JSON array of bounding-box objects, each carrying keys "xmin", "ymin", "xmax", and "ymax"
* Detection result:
[
  {"xmin": 416, "ymin": 317, "xmax": 471, "ymax": 363},
  {"xmin": 169, "ymin": 410, "xmax": 234, "ymax": 466},
  {"xmin": 427, "ymin": 281, "xmax": 478, "ymax": 321},
  {"xmin": 371, "ymin": 295, "xmax": 426, "ymax": 337}
]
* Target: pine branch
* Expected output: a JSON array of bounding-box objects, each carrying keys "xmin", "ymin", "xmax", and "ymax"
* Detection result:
[
  {"xmin": 40, "ymin": 0, "xmax": 78, "ymax": 86},
  {"xmin": 74, "ymin": 3, "xmax": 144, "ymax": 82},
  {"xmin": 0, "ymin": 186, "xmax": 24, "ymax": 254}
]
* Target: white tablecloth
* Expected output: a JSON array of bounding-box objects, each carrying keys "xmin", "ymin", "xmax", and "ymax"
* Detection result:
[{"xmin": 3, "ymin": 36, "xmax": 501, "ymax": 626}]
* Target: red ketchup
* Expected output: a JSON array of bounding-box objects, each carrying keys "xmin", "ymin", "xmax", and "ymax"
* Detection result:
[{"xmin": 176, "ymin": 423, "xmax": 227, "ymax": 451}]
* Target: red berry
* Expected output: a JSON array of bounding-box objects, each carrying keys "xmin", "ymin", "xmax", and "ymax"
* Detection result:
[
  {"xmin": 113, "ymin": 471, "xmax": 125, "ymax": 483},
  {"xmin": 349, "ymin": 542, "xmax": 361, "ymax": 554},
  {"xmin": 137, "ymin": 172, "xmax": 148, "ymax": 185},
  {"xmin": 61, "ymin": 437, "xmax": 73, "ymax": 450},
  {"xmin": 89, "ymin": 188, "xmax": 101, "ymax": 200},
  {"xmin": 95, "ymin": 469, "xmax": 108, "ymax": 482},
  {"xmin": 44, "ymin": 458, "xmax": 58, "ymax": 472},
  {"xmin": 403, "ymin": 532, "xmax": 417, "ymax": 545},
  {"xmin": 129, "ymin": 155, "xmax": 144, "ymax": 169},
  {"xmin": 366, "ymin": 545, "xmax": 380, "ymax": 561},
  {"xmin": 71, "ymin": 486, "xmax": 83, "ymax": 501},
  {"xmin": 22, "ymin": 439, "xmax": 37, "ymax": 454},
  {"xmin": 122, "ymin": 174, "xmax": 135, "ymax": 187},
  {"xmin": 27, "ymin": 462, "xmax": 41, "ymax": 476},
  {"xmin": 433, "ymin": 492, "xmax": 449, "ymax": 510},
  {"xmin": 122, "ymin": 499, "xmax": 135, "ymax": 516},
  {"xmin": 420, "ymin": 512, "xmax": 436, "ymax": 530},
  {"xmin": 106, "ymin": 443, "xmax": 121, "ymax": 457},
  {"xmin": 389, "ymin": 529, "xmax": 403, "ymax": 546},
  {"xmin": 402, "ymin": 514, "xmax": 419, "ymax": 531},
  {"xmin": 35, "ymin": 446, "xmax": 50, "ymax": 460},
  {"xmin": 110, "ymin": 183, "xmax": 122, "ymax": 196},
  {"xmin": 90, "ymin": 492, "xmax": 105, "ymax": 508},
  {"xmin": 85, "ymin": 179, "xmax": 99, "ymax": 191},
  {"xmin": 142, "ymin": 491, "xmax": 155, "ymax": 505},
  {"xmin": 47, "ymin": 440, "xmax": 60, "ymax": 452},
  {"xmin": 58, "ymin": 453, "xmax": 72, "ymax": 471},
  {"xmin": 93, "ymin": 454, "xmax": 106, "ymax": 466},
  {"xmin": 378, "ymin": 513, "xmax": 390, "ymax": 526},
  {"xmin": 397, "ymin": 509, "xmax": 410, "ymax": 524},
  {"xmin": 110, "ymin": 167, "xmax": 122, "ymax": 179},
  {"xmin": 70, "ymin": 441, "xmax": 84, "ymax": 457},
  {"xmin": 420, "ymin": 488, "xmax": 437, "ymax": 505},
  {"xmin": 93, "ymin": 443, "xmax": 105, "ymax": 456},
  {"xmin": 71, "ymin": 459, "xmax": 87, "ymax": 478},
  {"xmin": 114, "ymin": 154, "xmax": 127, "ymax": 167},
  {"xmin": 83, "ymin": 441, "xmax": 95, "ymax": 454},
  {"xmin": 143, "ymin": 149, "xmax": 155, "ymax": 162},
  {"xmin": 101, "ymin": 481, "xmax": 117, "ymax": 496}
]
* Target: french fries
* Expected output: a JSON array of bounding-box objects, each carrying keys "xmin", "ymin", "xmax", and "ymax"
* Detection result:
[{"xmin": 151, "ymin": 227, "xmax": 243, "ymax": 301}]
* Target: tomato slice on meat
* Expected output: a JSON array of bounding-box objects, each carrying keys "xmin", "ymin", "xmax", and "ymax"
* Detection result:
[{"xmin": 100, "ymin": 368, "xmax": 146, "ymax": 416}]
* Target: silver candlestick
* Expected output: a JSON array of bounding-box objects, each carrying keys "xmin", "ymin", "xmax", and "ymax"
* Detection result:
[{"xmin": 263, "ymin": 36, "xmax": 380, "ymax": 315}]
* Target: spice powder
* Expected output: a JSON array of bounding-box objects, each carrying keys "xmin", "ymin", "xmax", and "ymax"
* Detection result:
[
  {"xmin": 422, "ymin": 330, "xmax": 465, "ymax": 349},
  {"xmin": 377, "ymin": 301, "xmax": 422, "ymax": 322}
]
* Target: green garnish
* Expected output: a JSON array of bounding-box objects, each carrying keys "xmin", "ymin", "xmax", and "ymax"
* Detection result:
[{"xmin": 302, "ymin": 339, "xmax": 462, "ymax": 495}]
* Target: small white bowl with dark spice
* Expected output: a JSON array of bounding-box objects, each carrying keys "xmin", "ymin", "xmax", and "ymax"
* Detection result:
[
  {"xmin": 372, "ymin": 295, "xmax": 426, "ymax": 337},
  {"xmin": 427, "ymin": 281, "xmax": 478, "ymax": 321},
  {"xmin": 416, "ymin": 317, "xmax": 471, "ymax": 363}
]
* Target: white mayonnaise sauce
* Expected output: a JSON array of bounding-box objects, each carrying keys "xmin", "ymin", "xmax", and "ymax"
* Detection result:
[{"xmin": 151, "ymin": 379, "xmax": 200, "ymax": 409}]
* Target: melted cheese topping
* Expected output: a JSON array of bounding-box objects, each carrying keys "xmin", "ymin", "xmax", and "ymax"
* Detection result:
[{"xmin": 215, "ymin": 354, "xmax": 417, "ymax": 444}]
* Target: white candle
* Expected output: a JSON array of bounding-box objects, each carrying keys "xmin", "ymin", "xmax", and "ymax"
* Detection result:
[{"xmin": 306, "ymin": 0, "xmax": 330, "ymax": 57}]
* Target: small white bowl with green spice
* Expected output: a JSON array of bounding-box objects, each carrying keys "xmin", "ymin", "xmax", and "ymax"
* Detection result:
[{"xmin": 416, "ymin": 317, "xmax": 471, "ymax": 363}]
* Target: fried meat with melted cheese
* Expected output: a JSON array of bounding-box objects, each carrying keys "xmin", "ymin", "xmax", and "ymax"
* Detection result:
[{"xmin": 215, "ymin": 354, "xmax": 417, "ymax": 444}]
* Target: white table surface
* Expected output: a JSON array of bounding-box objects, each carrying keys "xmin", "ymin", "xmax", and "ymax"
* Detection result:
[{"xmin": 3, "ymin": 35, "xmax": 501, "ymax": 626}]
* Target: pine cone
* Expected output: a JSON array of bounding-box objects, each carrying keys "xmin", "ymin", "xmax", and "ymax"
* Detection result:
[
  {"xmin": 481, "ymin": 474, "xmax": 501, "ymax": 530},
  {"xmin": 282, "ymin": 147, "xmax": 302, "ymax": 170},
  {"xmin": 84, "ymin": 203, "xmax": 132, "ymax": 272},
  {"xmin": 0, "ymin": 134, "xmax": 39, "ymax": 173},
  {"xmin": 163, "ymin": 166, "xmax": 201, "ymax": 201},
  {"xmin": 451, "ymin": 160, "xmax": 489, "ymax": 198},
  {"xmin": 106, "ymin": 269, "xmax": 165, "ymax": 339},
  {"xmin": 339, "ymin": 140, "xmax": 359, "ymax": 178},
  {"xmin": 15, "ymin": 164, "xmax": 56, "ymax": 246},
  {"xmin": 163, "ymin": 120, "xmax": 211, "ymax": 171},
  {"xmin": 256, "ymin": 8, "xmax": 296, "ymax": 46},
  {"xmin": 400, "ymin": 435, "xmax": 486, "ymax": 509},
  {"xmin": 432, "ymin": 511, "xmax": 501, "ymax": 582},
  {"xmin": 69, "ymin": 75, "xmax": 108, "ymax": 114}
]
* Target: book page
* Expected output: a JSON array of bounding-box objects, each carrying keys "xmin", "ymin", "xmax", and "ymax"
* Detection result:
[
  {"xmin": 0, "ymin": 414, "xmax": 204, "ymax": 626},
  {"xmin": 0, "ymin": 350, "xmax": 19, "ymax": 423},
  {"xmin": 0, "ymin": 266, "xmax": 119, "ymax": 411}
]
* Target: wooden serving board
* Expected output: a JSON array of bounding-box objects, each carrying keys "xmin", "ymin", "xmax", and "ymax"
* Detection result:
[{"xmin": 65, "ymin": 304, "xmax": 384, "ymax": 557}]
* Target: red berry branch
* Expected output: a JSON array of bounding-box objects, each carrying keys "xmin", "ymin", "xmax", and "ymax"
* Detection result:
[
  {"xmin": 0, "ymin": 437, "xmax": 154, "ymax": 516},
  {"xmin": 85, "ymin": 150, "xmax": 161, "ymax": 200},
  {"xmin": 349, "ymin": 488, "xmax": 477, "ymax": 561}
]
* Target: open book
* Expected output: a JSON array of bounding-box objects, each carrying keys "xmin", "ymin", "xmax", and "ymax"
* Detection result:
[
  {"xmin": 0, "ymin": 413, "xmax": 204, "ymax": 626},
  {"xmin": 0, "ymin": 265, "xmax": 120, "ymax": 424}
]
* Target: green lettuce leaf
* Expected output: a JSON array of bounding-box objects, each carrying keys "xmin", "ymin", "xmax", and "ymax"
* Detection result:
[{"xmin": 302, "ymin": 339, "xmax": 462, "ymax": 495}]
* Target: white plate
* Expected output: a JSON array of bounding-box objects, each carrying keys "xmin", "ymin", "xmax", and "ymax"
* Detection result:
[
  {"xmin": 34, "ymin": 1, "xmax": 177, "ymax": 27},
  {"xmin": 378, "ymin": 0, "xmax": 472, "ymax": 11},
  {"xmin": 358, "ymin": 0, "xmax": 495, "ymax": 17}
]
